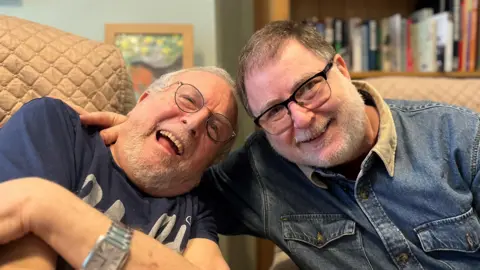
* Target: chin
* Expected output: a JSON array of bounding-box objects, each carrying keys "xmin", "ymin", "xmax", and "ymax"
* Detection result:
[{"xmin": 272, "ymin": 133, "xmax": 358, "ymax": 169}]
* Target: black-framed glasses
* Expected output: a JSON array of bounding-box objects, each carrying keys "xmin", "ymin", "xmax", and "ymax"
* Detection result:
[
  {"xmin": 170, "ymin": 81, "xmax": 236, "ymax": 143},
  {"xmin": 254, "ymin": 61, "xmax": 333, "ymax": 135}
]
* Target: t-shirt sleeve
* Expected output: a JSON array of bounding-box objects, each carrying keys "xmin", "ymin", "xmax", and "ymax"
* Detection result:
[
  {"xmin": 189, "ymin": 190, "xmax": 219, "ymax": 243},
  {"xmin": 0, "ymin": 98, "xmax": 78, "ymax": 190}
]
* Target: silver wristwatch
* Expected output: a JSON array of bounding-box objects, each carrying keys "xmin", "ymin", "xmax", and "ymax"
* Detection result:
[{"xmin": 81, "ymin": 221, "xmax": 133, "ymax": 270}]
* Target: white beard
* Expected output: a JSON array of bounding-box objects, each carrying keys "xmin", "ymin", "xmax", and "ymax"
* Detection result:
[
  {"xmin": 119, "ymin": 122, "xmax": 191, "ymax": 195},
  {"xmin": 269, "ymin": 88, "xmax": 368, "ymax": 169}
]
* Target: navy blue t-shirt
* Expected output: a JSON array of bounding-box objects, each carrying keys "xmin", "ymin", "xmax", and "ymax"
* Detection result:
[{"xmin": 0, "ymin": 97, "xmax": 217, "ymax": 254}]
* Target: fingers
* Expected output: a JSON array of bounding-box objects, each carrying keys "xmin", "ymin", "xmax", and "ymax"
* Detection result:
[
  {"xmin": 79, "ymin": 112, "xmax": 128, "ymax": 128},
  {"xmin": 99, "ymin": 125, "xmax": 122, "ymax": 145}
]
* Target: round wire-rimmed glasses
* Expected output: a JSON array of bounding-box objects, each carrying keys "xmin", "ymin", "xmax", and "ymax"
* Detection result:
[
  {"xmin": 171, "ymin": 81, "xmax": 236, "ymax": 143},
  {"xmin": 254, "ymin": 62, "xmax": 333, "ymax": 135}
]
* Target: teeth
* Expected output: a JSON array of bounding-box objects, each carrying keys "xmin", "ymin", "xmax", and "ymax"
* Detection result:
[
  {"xmin": 159, "ymin": 130, "xmax": 184, "ymax": 155},
  {"xmin": 296, "ymin": 122, "xmax": 329, "ymax": 144}
]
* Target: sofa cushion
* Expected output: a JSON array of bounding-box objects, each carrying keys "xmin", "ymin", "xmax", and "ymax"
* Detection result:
[
  {"xmin": 0, "ymin": 15, "xmax": 136, "ymax": 126},
  {"xmin": 363, "ymin": 76, "xmax": 480, "ymax": 113}
]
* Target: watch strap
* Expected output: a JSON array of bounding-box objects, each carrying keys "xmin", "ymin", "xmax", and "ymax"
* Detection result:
[{"xmin": 107, "ymin": 221, "xmax": 133, "ymax": 251}]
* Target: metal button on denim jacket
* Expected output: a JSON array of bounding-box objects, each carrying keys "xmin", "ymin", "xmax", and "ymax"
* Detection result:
[{"xmin": 204, "ymin": 81, "xmax": 480, "ymax": 270}]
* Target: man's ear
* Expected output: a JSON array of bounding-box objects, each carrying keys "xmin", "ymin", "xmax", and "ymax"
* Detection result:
[
  {"xmin": 333, "ymin": 54, "xmax": 351, "ymax": 80},
  {"xmin": 137, "ymin": 90, "xmax": 151, "ymax": 103}
]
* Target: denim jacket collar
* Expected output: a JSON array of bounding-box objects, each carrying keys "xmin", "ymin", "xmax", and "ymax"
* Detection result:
[{"xmin": 297, "ymin": 80, "xmax": 397, "ymax": 187}]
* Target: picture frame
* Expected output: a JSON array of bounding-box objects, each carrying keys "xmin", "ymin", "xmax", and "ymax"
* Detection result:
[{"xmin": 105, "ymin": 23, "xmax": 194, "ymax": 99}]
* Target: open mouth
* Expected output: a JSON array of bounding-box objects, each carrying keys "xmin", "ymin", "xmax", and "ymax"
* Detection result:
[{"xmin": 155, "ymin": 130, "xmax": 184, "ymax": 156}]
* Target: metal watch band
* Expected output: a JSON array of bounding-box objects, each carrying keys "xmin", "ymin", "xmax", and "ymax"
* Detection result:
[
  {"xmin": 107, "ymin": 221, "xmax": 133, "ymax": 251},
  {"xmin": 81, "ymin": 221, "xmax": 133, "ymax": 270}
]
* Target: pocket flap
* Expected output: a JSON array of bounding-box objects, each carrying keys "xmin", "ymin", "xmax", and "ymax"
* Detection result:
[
  {"xmin": 414, "ymin": 208, "xmax": 480, "ymax": 253},
  {"xmin": 281, "ymin": 214, "xmax": 356, "ymax": 248}
]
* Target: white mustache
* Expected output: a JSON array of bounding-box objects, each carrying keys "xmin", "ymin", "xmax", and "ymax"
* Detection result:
[{"xmin": 295, "ymin": 120, "xmax": 330, "ymax": 144}]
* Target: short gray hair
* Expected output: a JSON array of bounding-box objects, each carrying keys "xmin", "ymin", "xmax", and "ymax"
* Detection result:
[
  {"xmin": 147, "ymin": 66, "xmax": 239, "ymax": 164},
  {"xmin": 237, "ymin": 20, "xmax": 336, "ymax": 117},
  {"xmin": 148, "ymin": 66, "xmax": 235, "ymax": 94}
]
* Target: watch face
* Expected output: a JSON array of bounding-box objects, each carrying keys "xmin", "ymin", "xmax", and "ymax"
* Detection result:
[{"xmin": 84, "ymin": 239, "xmax": 127, "ymax": 270}]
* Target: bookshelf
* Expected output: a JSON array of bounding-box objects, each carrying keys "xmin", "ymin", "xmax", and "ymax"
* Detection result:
[{"xmin": 254, "ymin": 0, "xmax": 480, "ymax": 79}]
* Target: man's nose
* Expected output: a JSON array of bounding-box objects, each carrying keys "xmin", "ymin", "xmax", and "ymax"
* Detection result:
[
  {"xmin": 288, "ymin": 102, "xmax": 314, "ymax": 129},
  {"xmin": 181, "ymin": 108, "xmax": 210, "ymax": 137}
]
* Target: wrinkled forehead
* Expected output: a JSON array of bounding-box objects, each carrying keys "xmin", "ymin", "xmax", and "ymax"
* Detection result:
[{"xmin": 174, "ymin": 71, "xmax": 237, "ymax": 120}]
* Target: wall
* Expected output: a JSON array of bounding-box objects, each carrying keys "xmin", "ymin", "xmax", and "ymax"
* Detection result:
[
  {"xmin": 215, "ymin": 1, "xmax": 257, "ymax": 270},
  {"xmin": 0, "ymin": 0, "xmax": 218, "ymax": 66}
]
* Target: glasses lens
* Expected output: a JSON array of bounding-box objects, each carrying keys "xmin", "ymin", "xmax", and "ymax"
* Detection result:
[
  {"xmin": 295, "ymin": 76, "xmax": 331, "ymax": 110},
  {"xmin": 207, "ymin": 113, "xmax": 234, "ymax": 142},
  {"xmin": 175, "ymin": 84, "xmax": 204, "ymax": 113},
  {"xmin": 259, "ymin": 105, "xmax": 291, "ymax": 134}
]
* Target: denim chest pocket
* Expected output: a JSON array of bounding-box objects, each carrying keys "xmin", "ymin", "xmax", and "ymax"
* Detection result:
[
  {"xmin": 281, "ymin": 214, "xmax": 373, "ymax": 269},
  {"xmin": 413, "ymin": 208, "xmax": 480, "ymax": 253},
  {"xmin": 281, "ymin": 214, "xmax": 361, "ymax": 250}
]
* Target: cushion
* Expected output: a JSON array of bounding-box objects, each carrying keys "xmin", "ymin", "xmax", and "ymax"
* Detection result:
[
  {"xmin": 0, "ymin": 15, "xmax": 136, "ymax": 126},
  {"xmin": 364, "ymin": 76, "xmax": 480, "ymax": 113}
]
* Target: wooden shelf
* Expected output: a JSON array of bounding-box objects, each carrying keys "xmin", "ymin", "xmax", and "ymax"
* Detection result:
[{"xmin": 350, "ymin": 71, "xmax": 480, "ymax": 79}]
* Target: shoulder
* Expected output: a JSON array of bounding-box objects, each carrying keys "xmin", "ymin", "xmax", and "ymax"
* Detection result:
[
  {"xmin": 14, "ymin": 97, "xmax": 80, "ymax": 126},
  {"xmin": 386, "ymin": 99, "xmax": 480, "ymax": 157}
]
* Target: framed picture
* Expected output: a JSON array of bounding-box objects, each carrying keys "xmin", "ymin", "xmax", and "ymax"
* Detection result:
[{"xmin": 105, "ymin": 23, "xmax": 194, "ymax": 99}]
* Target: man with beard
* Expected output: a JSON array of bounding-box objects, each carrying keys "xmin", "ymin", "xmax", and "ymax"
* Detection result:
[
  {"xmin": 0, "ymin": 66, "xmax": 237, "ymax": 270},
  {"xmin": 2, "ymin": 20, "xmax": 480, "ymax": 269}
]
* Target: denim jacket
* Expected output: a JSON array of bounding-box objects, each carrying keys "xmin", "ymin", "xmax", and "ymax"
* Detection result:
[{"xmin": 202, "ymin": 81, "xmax": 480, "ymax": 270}]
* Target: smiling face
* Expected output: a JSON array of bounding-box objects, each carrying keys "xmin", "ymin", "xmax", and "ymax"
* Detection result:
[
  {"xmin": 245, "ymin": 39, "xmax": 368, "ymax": 168},
  {"xmin": 112, "ymin": 70, "xmax": 237, "ymax": 197}
]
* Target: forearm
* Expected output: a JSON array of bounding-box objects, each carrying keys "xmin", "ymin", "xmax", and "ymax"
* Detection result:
[
  {"xmin": 0, "ymin": 234, "xmax": 56, "ymax": 270},
  {"xmin": 29, "ymin": 181, "xmax": 201, "ymax": 270}
]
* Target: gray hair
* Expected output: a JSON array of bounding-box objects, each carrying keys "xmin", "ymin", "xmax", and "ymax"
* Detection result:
[
  {"xmin": 237, "ymin": 20, "xmax": 336, "ymax": 117},
  {"xmin": 147, "ymin": 66, "xmax": 239, "ymax": 164},
  {"xmin": 148, "ymin": 66, "xmax": 236, "ymax": 94}
]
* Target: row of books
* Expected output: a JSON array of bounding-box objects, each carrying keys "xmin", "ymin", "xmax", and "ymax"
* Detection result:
[{"xmin": 303, "ymin": 0, "xmax": 479, "ymax": 73}]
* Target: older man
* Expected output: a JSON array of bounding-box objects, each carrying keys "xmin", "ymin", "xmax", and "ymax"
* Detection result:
[
  {"xmin": 0, "ymin": 66, "xmax": 237, "ymax": 270},
  {"xmin": 3, "ymin": 21, "xmax": 480, "ymax": 270}
]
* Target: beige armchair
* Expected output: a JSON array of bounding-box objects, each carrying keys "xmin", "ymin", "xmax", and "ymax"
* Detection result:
[{"xmin": 0, "ymin": 15, "xmax": 136, "ymax": 127}]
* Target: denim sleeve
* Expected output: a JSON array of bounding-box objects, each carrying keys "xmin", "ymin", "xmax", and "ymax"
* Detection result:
[
  {"xmin": 0, "ymin": 98, "xmax": 77, "ymax": 190},
  {"xmin": 472, "ymin": 118, "xmax": 480, "ymax": 215},
  {"xmin": 199, "ymin": 144, "xmax": 265, "ymax": 237}
]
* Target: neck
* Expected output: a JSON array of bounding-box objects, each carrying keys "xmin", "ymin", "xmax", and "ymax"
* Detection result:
[{"xmin": 331, "ymin": 105, "xmax": 380, "ymax": 180}]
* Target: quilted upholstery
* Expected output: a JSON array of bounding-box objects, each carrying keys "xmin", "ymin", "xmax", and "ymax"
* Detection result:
[
  {"xmin": 364, "ymin": 76, "xmax": 480, "ymax": 113},
  {"xmin": 0, "ymin": 15, "xmax": 136, "ymax": 126}
]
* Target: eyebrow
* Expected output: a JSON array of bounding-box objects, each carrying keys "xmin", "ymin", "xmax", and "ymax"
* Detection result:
[{"xmin": 258, "ymin": 71, "xmax": 319, "ymax": 115}]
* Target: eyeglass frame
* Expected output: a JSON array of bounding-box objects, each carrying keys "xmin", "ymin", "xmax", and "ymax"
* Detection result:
[
  {"xmin": 165, "ymin": 81, "xmax": 236, "ymax": 143},
  {"xmin": 253, "ymin": 61, "xmax": 334, "ymax": 133}
]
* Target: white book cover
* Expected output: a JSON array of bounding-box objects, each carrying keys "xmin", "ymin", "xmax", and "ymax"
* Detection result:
[
  {"xmin": 433, "ymin": 12, "xmax": 454, "ymax": 72},
  {"xmin": 388, "ymin": 14, "xmax": 402, "ymax": 72},
  {"xmin": 349, "ymin": 17, "xmax": 363, "ymax": 72},
  {"xmin": 380, "ymin": 18, "xmax": 391, "ymax": 72},
  {"xmin": 417, "ymin": 17, "xmax": 437, "ymax": 72}
]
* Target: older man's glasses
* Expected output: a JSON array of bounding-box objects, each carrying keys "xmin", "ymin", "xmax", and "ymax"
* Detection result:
[
  {"xmin": 254, "ymin": 62, "xmax": 333, "ymax": 135},
  {"xmin": 170, "ymin": 82, "xmax": 235, "ymax": 143}
]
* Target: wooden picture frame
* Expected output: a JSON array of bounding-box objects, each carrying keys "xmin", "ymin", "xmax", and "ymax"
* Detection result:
[{"xmin": 105, "ymin": 23, "xmax": 194, "ymax": 99}]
